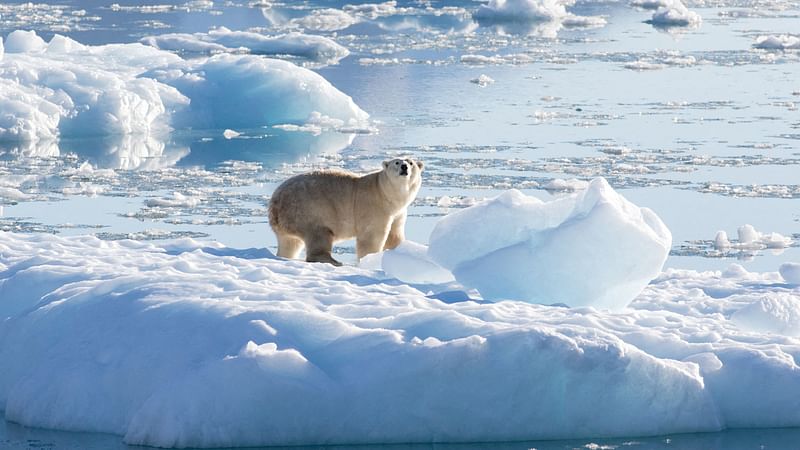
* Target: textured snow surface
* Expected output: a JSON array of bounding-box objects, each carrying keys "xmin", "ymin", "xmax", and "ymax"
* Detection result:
[
  {"xmin": 0, "ymin": 30, "xmax": 366, "ymax": 143},
  {"xmin": 2, "ymin": 232, "xmax": 800, "ymax": 447},
  {"xmin": 428, "ymin": 178, "xmax": 672, "ymax": 309}
]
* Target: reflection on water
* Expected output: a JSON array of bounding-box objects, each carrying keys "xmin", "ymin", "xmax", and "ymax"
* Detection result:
[
  {"xmin": 3, "ymin": 419, "xmax": 800, "ymax": 450},
  {"xmin": 0, "ymin": 128, "xmax": 357, "ymax": 171}
]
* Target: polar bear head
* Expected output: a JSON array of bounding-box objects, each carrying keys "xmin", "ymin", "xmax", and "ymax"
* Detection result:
[
  {"xmin": 381, "ymin": 157, "xmax": 424, "ymax": 200},
  {"xmin": 383, "ymin": 157, "xmax": 424, "ymax": 178}
]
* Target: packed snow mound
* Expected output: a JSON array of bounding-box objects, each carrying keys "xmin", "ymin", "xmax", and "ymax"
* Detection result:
[
  {"xmin": 427, "ymin": 178, "xmax": 671, "ymax": 309},
  {"xmin": 2, "ymin": 233, "xmax": 800, "ymax": 447},
  {"xmin": 0, "ymin": 30, "xmax": 367, "ymax": 143},
  {"xmin": 731, "ymin": 293, "xmax": 800, "ymax": 336},
  {"xmin": 753, "ymin": 35, "xmax": 800, "ymax": 50},
  {"xmin": 141, "ymin": 28, "xmax": 350, "ymax": 65},
  {"xmin": 646, "ymin": 0, "xmax": 701, "ymax": 27},
  {"xmin": 781, "ymin": 263, "xmax": 800, "ymax": 284},
  {"xmin": 360, "ymin": 240, "xmax": 455, "ymax": 284}
]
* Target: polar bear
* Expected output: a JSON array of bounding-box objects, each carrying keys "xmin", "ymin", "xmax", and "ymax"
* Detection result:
[{"xmin": 268, "ymin": 158, "xmax": 424, "ymax": 266}]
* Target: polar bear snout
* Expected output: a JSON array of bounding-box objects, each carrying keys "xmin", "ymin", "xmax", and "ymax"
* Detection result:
[{"xmin": 400, "ymin": 162, "xmax": 409, "ymax": 176}]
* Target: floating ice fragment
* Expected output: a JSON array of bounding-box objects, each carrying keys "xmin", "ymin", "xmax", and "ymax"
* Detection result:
[
  {"xmin": 428, "ymin": 178, "xmax": 671, "ymax": 309},
  {"xmin": 470, "ymin": 74, "xmax": 495, "ymax": 87},
  {"xmin": 714, "ymin": 231, "xmax": 730, "ymax": 249},
  {"xmin": 474, "ymin": 0, "xmax": 568, "ymax": 23},
  {"xmin": 631, "ymin": 0, "xmax": 671, "ymax": 9},
  {"xmin": 737, "ymin": 224, "xmax": 759, "ymax": 246},
  {"xmin": 291, "ymin": 8, "xmax": 358, "ymax": 31},
  {"xmin": 343, "ymin": 1, "xmax": 406, "ymax": 19},
  {"xmin": 141, "ymin": 28, "xmax": 350, "ymax": 65},
  {"xmin": 753, "ymin": 35, "xmax": 800, "ymax": 50},
  {"xmin": 144, "ymin": 192, "xmax": 203, "ymax": 208},
  {"xmin": 223, "ymin": 129, "xmax": 240, "ymax": 139},
  {"xmin": 543, "ymin": 178, "xmax": 589, "ymax": 192},
  {"xmin": 646, "ymin": 0, "xmax": 701, "ymax": 27}
]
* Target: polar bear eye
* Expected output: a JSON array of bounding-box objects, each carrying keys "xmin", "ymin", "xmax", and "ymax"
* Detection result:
[{"xmin": 395, "ymin": 161, "xmax": 399, "ymax": 165}]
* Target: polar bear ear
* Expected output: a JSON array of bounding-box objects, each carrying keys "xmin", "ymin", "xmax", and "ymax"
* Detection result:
[
  {"xmin": 415, "ymin": 160, "xmax": 424, "ymax": 171},
  {"xmin": 383, "ymin": 160, "xmax": 390, "ymax": 169}
]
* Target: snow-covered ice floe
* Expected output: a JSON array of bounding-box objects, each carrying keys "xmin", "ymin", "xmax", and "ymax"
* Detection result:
[
  {"xmin": 2, "ymin": 231, "xmax": 800, "ymax": 447},
  {"xmin": 753, "ymin": 34, "xmax": 800, "ymax": 50},
  {"xmin": 472, "ymin": 0, "xmax": 606, "ymax": 35},
  {"xmin": 0, "ymin": 30, "xmax": 367, "ymax": 143},
  {"xmin": 645, "ymin": 0, "xmax": 702, "ymax": 28},
  {"xmin": 141, "ymin": 27, "xmax": 350, "ymax": 65},
  {"xmin": 428, "ymin": 178, "xmax": 671, "ymax": 310}
]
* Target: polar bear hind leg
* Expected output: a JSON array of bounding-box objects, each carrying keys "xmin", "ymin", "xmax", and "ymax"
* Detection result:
[
  {"xmin": 304, "ymin": 227, "xmax": 342, "ymax": 266},
  {"xmin": 277, "ymin": 234, "xmax": 304, "ymax": 260}
]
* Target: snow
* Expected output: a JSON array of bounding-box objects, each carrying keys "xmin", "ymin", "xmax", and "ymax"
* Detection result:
[
  {"xmin": 646, "ymin": 0, "xmax": 702, "ymax": 27},
  {"xmin": 141, "ymin": 28, "xmax": 350, "ymax": 65},
  {"xmin": 427, "ymin": 178, "xmax": 671, "ymax": 309},
  {"xmin": 753, "ymin": 35, "xmax": 800, "ymax": 50},
  {"xmin": 2, "ymin": 231, "xmax": 800, "ymax": 447},
  {"xmin": 360, "ymin": 240, "xmax": 455, "ymax": 284},
  {"xmin": 780, "ymin": 263, "xmax": 800, "ymax": 284},
  {"xmin": 731, "ymin": 293, "xmax": 800, "ymax": 336},
  {"xmin": 0, "ymin": 31, "xmax": 367, "ymax": 143}
]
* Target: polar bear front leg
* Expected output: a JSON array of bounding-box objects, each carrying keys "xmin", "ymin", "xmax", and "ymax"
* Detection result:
[
  {"xmin": 356, "ymin": 220, "xmax": 391, "ymax": 259},
  {"xmin": 384, "ymin": 213, "xmax": 406, "ymax": 250}
]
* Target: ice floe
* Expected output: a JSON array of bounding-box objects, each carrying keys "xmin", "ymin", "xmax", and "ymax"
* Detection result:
[
  {"xmin": 141, "ymin": 27, "xmax": 350, "ymax": 65},
  {"xmin": 428, "ymin": 178, "xmax": 672, "ymax": 309},
  {"xmin": 673, "ymin": 225, "xmax": 796, "ymax": 260},
  {"xmin": 753, "ymin": 35, "xmax": 800, "ymax": 50},
  {"xmin": 472, "ymin": 0, "xmax": 606, "ymax": 36},
  {"xmin": 713, "ymin": 225, "xmax": 793, "ymax": 251},
  {"xmin": 290, "ymin": 8, "xmax": 358, "ymax": 31},
  {"xmin": 2, "ymin": 230, "xmax": 800, "ymax": 447},
  {"xmin": 0, "ymin": 31, "xmax": 367, "ymax": 144},
  {"xmin": 646, "ymin": 0, "xmax": 702, "ymax": 27}
]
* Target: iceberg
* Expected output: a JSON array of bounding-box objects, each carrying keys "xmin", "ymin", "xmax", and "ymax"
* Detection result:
[
  {"xmin": 0, "ymin": 31, "xmax": 367, "ymax": 143},
  {"xmin": 427, "ymin": 178, "xmax": 672, "ymax": 310}
]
